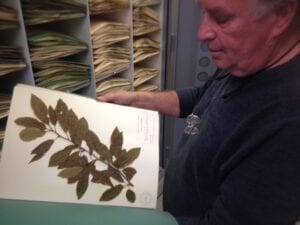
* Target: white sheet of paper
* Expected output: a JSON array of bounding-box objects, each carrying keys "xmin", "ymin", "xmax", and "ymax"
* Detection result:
[{"xmin": 0, "ymin": 84, "xmax": 159, "ymax": 209}]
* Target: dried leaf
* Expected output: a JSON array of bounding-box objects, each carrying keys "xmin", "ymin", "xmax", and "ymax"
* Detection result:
[
  {"xmin": 30, "ymin": 154, "xmax": 44, "ymax": 163},
  {"xmin": 85, "ymin": 130, "xmax": 101, "ymax": 155},
  {"xmin": 31, "ymin": 94, "xmax": 49, "ymax": 124},
  {"xmin": 85, "ymin": 130, "xmax": 112, "ymax": 162},
  {"xmin": 110, "ymin": 171, "xmax": 124, "ymax": 183},
  {"xmin": 100, "ymin": 184, "xmax": 123, "ymax": 201},
  {"xmin": 68, "ymin": 176, "xmax": 79, "ymax": 184},
  {"xmin": 68, "ymin": 167, "xmax": 89, "ymax": 184},
  {"xmin": 59, "ymin": 152, "xmax": 88, "ymax": 168},
  {"xmin": 48, "ymin": 106, "xmax": 57, "ymax": 126},
  {"xmin": 15, "ymin": 117, "xmax": 46, "ymax": 130},
  {"xmin": 113, "ymin": 147, "xmax": 141, "ymax": 168},
  {"xmin": 28, "ymin": 136, "xmax": 53, "ymax": 163},
  {"xmin": 56, "ymin": 99, "xmax": 69, "ymax": 132},
  {"xmin": 31, "ymin": 139, "xmax": 54, "ymax": 155},
  {"xmin": 68, "ymin": 172, "xmax": 82, "ymax": 184},
  {"xmin": 85, "ymin": 130, "xmax": 101, "ymax": 148},
  {"xmin": 70, "ymin": 117, "xmax": 89, "ymax": 146},
  {"xmin": 19, "ymin": 127, "xmax": 46, "ymax": 141},
  {"xmin": 66, "ymin": 109, "xmax": 78, "ymax": 132},
  {"xmin": 76, "ymin": 118, "xmax": 89, "ymax": 140},
  {"xmin": 76, "ymin": 172, "xmax": 89, "ymax": 199},
  {"xmin": 122, "ymin": 167, "xmax": 137, "ymax": 180},
  {"xmin": 96, "ymin": 144, "xmax": 112, "ymax": 163},
  {"xmin": 58, "ymin": 166, "xmax": 83, "ymax": 178},
  {"xmin": 110, "ymin": 127, "xmax": 123, "ymax": 158},
  {"xmin": 65, "ymin": 109, "xmax": 78, "ymax": 139},
  {"xmin": 57, "ymin": 113, "xmax": 68, "ymax": 133},
  {"xmin": 55, "ymin": 98, "xmax": 68, "ymax": 115},
  {"xmin": 126, "ymin": 189, "xmax": 136, "ymax": 203},
  {"xmin": 91, "ymin": 169, "xmax": 113, "ymax": 186},
  {"xmin": 48, "ymin": 145, "xmax": 77, "ymax": 167}
]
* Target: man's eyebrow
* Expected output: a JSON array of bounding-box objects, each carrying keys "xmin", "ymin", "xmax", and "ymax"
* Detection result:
[
  {"xmin": 207, "ymin": 7, "xmax": 227, "ymax": 14},
  {"xmin": 206, "ymin": 7, "xmax": 234, "ymax": 17}
]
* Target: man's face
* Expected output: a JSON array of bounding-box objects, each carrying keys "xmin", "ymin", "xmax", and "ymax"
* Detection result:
[{"xmin": 197, "ymin": 0, "xmax": 277, "ymax": 77}]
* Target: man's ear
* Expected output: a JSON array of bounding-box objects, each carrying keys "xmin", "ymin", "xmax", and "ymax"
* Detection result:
[{"xmin": 271, "ymin": 0, "xmax": 298, "ymax": 37}]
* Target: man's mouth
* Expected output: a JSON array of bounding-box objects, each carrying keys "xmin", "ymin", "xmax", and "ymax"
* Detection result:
[
  {"xmin": 209, "ymin": 49, "xmax": 223, "ymax": 55},
  {"xmin": 209, "ymin": 48, "xmax": 222, "ymax": 52}
]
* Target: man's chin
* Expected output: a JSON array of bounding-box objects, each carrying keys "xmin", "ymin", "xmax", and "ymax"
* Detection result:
[
  {"xmin": 212, "ymin": 60, "xmax": 249, "ymax": 77},
  {"xmin": 212, "ymin": 58, "xmax": 229, "ymax": 70}
]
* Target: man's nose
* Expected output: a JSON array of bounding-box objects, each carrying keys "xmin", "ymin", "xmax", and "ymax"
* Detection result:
[{"xmin": 197, "ymin": 15, "xmax": 216, "ymax": 42}]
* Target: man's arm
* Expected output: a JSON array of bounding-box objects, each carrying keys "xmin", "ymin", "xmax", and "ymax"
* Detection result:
[{"xmin": 97, "ymin": 90, "xmax": 180, "ymax": 117}]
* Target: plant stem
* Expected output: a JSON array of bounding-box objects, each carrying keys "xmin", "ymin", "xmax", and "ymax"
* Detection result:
[
  {"xmin": 48, "ymin": 126, "xmax": 133, "ymax": 187},
  {"xmin": 95, "ymin": 158, "xmax": 134, "ymax": 187}
]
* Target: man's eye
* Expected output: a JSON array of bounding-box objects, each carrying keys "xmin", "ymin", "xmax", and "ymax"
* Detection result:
[
  {"xmin": 214, "ymin": 15, "xmax": 231, "ymax": 24},
  {"xmin": 209, "ymin": 9, "xmax": 234, "ymax": 25}
]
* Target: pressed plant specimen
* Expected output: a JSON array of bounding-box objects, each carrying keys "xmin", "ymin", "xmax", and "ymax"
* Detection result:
[{"xmin": 15, "ymin": 94, "xmax": 140, "ymax": 203}]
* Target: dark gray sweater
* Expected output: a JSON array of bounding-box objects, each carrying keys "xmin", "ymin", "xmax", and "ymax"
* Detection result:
[{"xmin": 163, "ymin": 55, "xmax": 300, "ymax": 225}]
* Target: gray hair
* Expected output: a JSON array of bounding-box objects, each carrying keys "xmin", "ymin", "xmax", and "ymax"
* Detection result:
[{"xmin": 254, "ymin": 0, "xmax": 299, "ymax": 26}]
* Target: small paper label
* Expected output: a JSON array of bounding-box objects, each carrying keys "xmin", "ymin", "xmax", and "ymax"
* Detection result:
[{"xmin": 137, "ymin": 112, "xmax": 157, "ymax": 145}]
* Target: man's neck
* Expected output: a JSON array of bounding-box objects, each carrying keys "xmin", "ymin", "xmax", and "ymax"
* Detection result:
[{"xmin": 267, "ymin": 34, "xmax": 300, "ymax": 69}]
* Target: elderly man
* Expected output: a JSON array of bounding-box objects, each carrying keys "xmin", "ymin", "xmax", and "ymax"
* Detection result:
[{"xmin": 98, "ymin": 0, "xmax": 300, "ymax": 224}]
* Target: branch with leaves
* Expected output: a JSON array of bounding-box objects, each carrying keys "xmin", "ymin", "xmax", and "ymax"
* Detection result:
[{"xmin": 14, "ymin": 94, "xmax": 141, "ymax": 203}]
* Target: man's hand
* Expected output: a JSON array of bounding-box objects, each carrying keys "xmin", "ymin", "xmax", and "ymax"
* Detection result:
[
  {"xmin": 97, "ymin": 91, "xmax": 136, "ymax": 106},
  {"xmin": 97, "ymin": 90, "xmax": 180, "ymax": 117}
]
